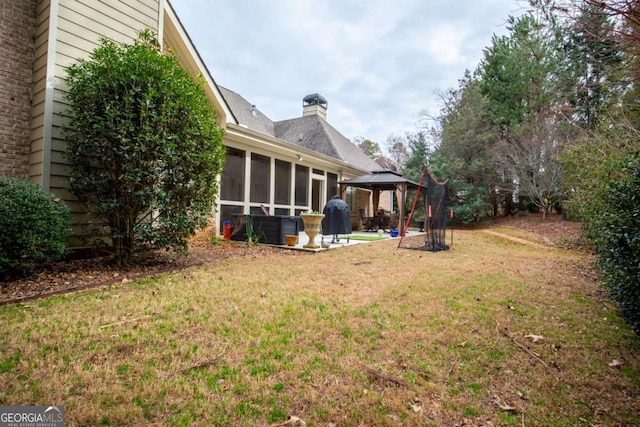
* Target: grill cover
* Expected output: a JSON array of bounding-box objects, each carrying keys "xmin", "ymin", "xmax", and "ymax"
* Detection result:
[{"xmin": 321, "ymin": 195, "xmax": 352, "ymax": 235}]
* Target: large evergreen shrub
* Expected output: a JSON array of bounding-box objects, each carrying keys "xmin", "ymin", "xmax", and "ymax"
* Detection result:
[
  {"xmin": 594, "ymin": 156, "xmax": 640, "ymax": 332},
  {"xmin": 564, "ymin": 121, "xmax": 640, "ymax": 333},
  {"xmin": 0, "ymin": 178, "xmax": 70, "ymax": 277},
  {"xmin": 63, "ymin": 30, "xmax": 225, "ymax": 266}
]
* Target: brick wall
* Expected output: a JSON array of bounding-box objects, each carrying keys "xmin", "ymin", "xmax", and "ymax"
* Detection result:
[{"xmin": 0, "ymin": 0, "xmax": 37, "ymax": 179}]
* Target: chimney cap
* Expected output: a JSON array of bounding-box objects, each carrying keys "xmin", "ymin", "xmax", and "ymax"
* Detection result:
[{"xmin": 303, "ymin": 93, "xmax": 327, "ymax": 108}]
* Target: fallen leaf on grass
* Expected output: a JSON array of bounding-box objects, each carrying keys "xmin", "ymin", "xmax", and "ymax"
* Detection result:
[
  {"xmin": 524, "ymin": 334, "xmax": 544, "ymax": 342},
  {"xmin": 493, "ymin": 395, "xmax": 516, "ymax": 412},
  {"xmin": 498, "ymin": 402, "xmax": 516, "ymax": 411},
  {"xmin": 608, "ymin": 359, "xmax": 623, "ymax": 368},
  {"xmin": 270, "ymin": 415, "xmax": 306, "ymax": 426}
]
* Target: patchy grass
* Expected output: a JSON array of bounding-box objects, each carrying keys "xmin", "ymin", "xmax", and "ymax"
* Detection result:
[{"xmin": 0, "ymin": 229, "xmax": 638, "ymax": 426}]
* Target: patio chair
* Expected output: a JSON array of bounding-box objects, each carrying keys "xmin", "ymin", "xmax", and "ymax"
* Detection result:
[
  {"xmin": 359, "ymin": 209, "xmax": 376, "ymax": 231},
  {"xmin": 376, "ymin": 209, "xmax": 390, "ymax": 232}
]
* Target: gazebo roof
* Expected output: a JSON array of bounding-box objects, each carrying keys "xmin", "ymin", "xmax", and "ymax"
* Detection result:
[{"xmin": 338, "ymin": 169, "xmax": 421, "ymax": 191}]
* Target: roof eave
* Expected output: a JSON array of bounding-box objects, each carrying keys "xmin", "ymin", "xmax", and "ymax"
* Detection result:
[{"xmin": 225, "ymin": 123, "xmax": 370, "ymax": 175}]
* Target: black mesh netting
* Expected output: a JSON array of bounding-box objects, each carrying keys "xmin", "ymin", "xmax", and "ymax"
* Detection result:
[{"xmin": 399, "ymin": 169, "xmax": 450, "ymax": 252}]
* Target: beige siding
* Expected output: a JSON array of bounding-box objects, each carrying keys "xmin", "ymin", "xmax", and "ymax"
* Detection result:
[
  {"xmin": 56, "ymin": 0, "xmax": 159, "ymax": 217},
  {"xmin": 28, "ymin": 0, "xmax": 161, "ymax": 243},
  {"xmin": 29, "ymin": 0, "xmax": 51, "ymax": 186},
  {"xmin": 29, "ymin": 162, "xmax": 43, "ymax": 179}
]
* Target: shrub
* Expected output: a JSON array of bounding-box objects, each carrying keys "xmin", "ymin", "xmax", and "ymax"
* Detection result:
[
  {"xmin": 449, "ymin": 184, "xmax": 491, "ymax": 224},
  {"xmin": 563, "ymin": 119, "xmax": 640, "ymax": 333},
  {"xmin": 0, "ymin": 178, "xmax": 70, "ymax": 278},
  {"xmin": 63, "ymin": 30, "xmax": 225, "ymax": 266},
  {"xmin": 594, "ymin": 160, "xmax": 640, "ymax": 333}
]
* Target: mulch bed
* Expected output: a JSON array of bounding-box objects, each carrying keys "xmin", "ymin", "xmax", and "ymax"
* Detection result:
[{"xmin": 0, "ymin": 240, "xmax": 292, "ymax": 306}]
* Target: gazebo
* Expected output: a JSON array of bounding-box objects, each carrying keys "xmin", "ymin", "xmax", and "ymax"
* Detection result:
[{"xmin": 338, "ymin": 169, "xmax": 422, "ymax": 235}]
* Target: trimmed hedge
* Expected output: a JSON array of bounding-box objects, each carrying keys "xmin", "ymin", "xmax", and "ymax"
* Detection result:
[{"xmin": 0, "ymin": 178, "xmax": 71, "ymax": 278}]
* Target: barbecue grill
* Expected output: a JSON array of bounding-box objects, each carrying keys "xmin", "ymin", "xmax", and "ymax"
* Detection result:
[{"xmin": 321, "ymin": 195, "xmax": 352, "ymax": 244}]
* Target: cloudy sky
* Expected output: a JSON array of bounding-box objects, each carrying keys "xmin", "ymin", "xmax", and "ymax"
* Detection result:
[{"xmin": 169, "ymin": 1, "xmax": 526, "ymax": 150}]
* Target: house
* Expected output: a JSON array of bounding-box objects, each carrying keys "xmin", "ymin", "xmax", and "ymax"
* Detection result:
[
  {"xmin": 0, "ymin": 0, "xmax": 380, "ymax": 245},
  {"xmin": 217, "ymin": 89, "xmax": 380, "ymax": 228}
]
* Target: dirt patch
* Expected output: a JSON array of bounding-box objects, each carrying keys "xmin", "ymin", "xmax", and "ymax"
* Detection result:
[
  {"xmin": 479, "ymin": 228, "xmax": 554, "ymax": 249},
  {"xmin": 483, "ymin": 211, "xmax": 586, "ymax": 250},
  {"xmin": 1, "ymin": 212, "xmax": 584, "ymax": 305}
]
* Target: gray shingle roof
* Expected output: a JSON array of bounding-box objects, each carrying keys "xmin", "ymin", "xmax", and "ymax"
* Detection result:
[
  {"xmin": 338, "ymin": 169, "xmax": 420, "ymax": 191},
  {"xmin": 275, "ymin": 116, "xmax": 380, "ymax": 172},
  {"xmin": 219, "ymin": 87, "xmax": 275, "ymax": 137},
  {"xmin": 219, "ymin": 87, "xmax": 379, "ymax": 172}
]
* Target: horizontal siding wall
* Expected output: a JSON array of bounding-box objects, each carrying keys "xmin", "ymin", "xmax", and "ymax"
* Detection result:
[
  {"xmin": 28, "ymin": 0, "xmax": 51, "ymax": 187},
  {"xmin": 32, "ymin": 0, "xmax": 160, "ymax": 246}
]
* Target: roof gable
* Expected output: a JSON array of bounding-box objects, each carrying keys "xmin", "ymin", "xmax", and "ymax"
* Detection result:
[
  {"xmin": 274, "ymin": 116, "xmax": 338, "ymax": 158},
  {"xmin": 275, "ymin": 115, "xmax": 379, "ymax": 172},
  {"xmin": 165, "ymin": 2, "xmax": 378, "ymax": 173}
]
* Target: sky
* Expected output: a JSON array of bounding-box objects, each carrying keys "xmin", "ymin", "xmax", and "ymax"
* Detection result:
[{"xmin": 168, "ymin": 1, "xmax": 526, "ymax": 150}]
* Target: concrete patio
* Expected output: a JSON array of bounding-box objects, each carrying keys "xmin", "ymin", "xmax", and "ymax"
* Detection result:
[{"xmin": 279, "ymin": 229, "xmax": 424, "ymax": 252}]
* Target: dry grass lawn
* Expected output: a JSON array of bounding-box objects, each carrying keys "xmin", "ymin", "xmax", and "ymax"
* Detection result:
[{"xmin": 0, "ymin": 226, "xmax": 638, "ymax": 426}]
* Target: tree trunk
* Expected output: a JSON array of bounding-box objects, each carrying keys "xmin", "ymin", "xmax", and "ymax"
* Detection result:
[
  {"xmin": 504, "ymin": 192, "xmax": 513, "ymax": 216},
  {"xmin": 112, "ymin": 216, "xmax": 134, "ymax": 266},
  {"xmin": 114, "ymin": 236, "xmax": 133, "ymax": 266}
]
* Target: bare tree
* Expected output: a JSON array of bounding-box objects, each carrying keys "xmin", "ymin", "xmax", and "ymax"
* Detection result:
[
  {"xmin": 494, "ymin": 116, "xmax": 567, "ymax": 219},
  {"xmin": 385, "ymin": 134, "xmax": 408, "ymax": 169}
]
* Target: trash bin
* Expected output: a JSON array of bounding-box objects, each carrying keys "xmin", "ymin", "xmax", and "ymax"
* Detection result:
[{"xmin": 223, "ymin": 220, "xmax": 232, "ymax": 239}]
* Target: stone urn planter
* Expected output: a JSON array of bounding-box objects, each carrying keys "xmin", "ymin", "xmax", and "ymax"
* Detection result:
[{"xmin": 300, "ymin": 213, "xmax": 324, "ymax": 249}]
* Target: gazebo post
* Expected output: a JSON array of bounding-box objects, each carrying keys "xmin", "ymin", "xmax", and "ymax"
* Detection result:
[
  {"xmin": 339, "ymin": 183, "xmax": 347, "ymax": 201},
  {"xmin": 372, "ymin": 189, "xmax": 381, "ymax": 213},
  {"xmin": 398, "ymin": 183, "xmax": 407, "ymax": 235}
]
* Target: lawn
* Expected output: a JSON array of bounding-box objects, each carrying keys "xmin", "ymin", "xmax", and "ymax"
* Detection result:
[{"xmin": 0, "ymin": 227, "xmax": 638, "ymax": 426}]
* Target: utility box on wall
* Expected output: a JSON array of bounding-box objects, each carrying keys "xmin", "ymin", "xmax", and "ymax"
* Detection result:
[{"xmin": 230, "ymin": 215, "xmax": 299, "ymax": 245}]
